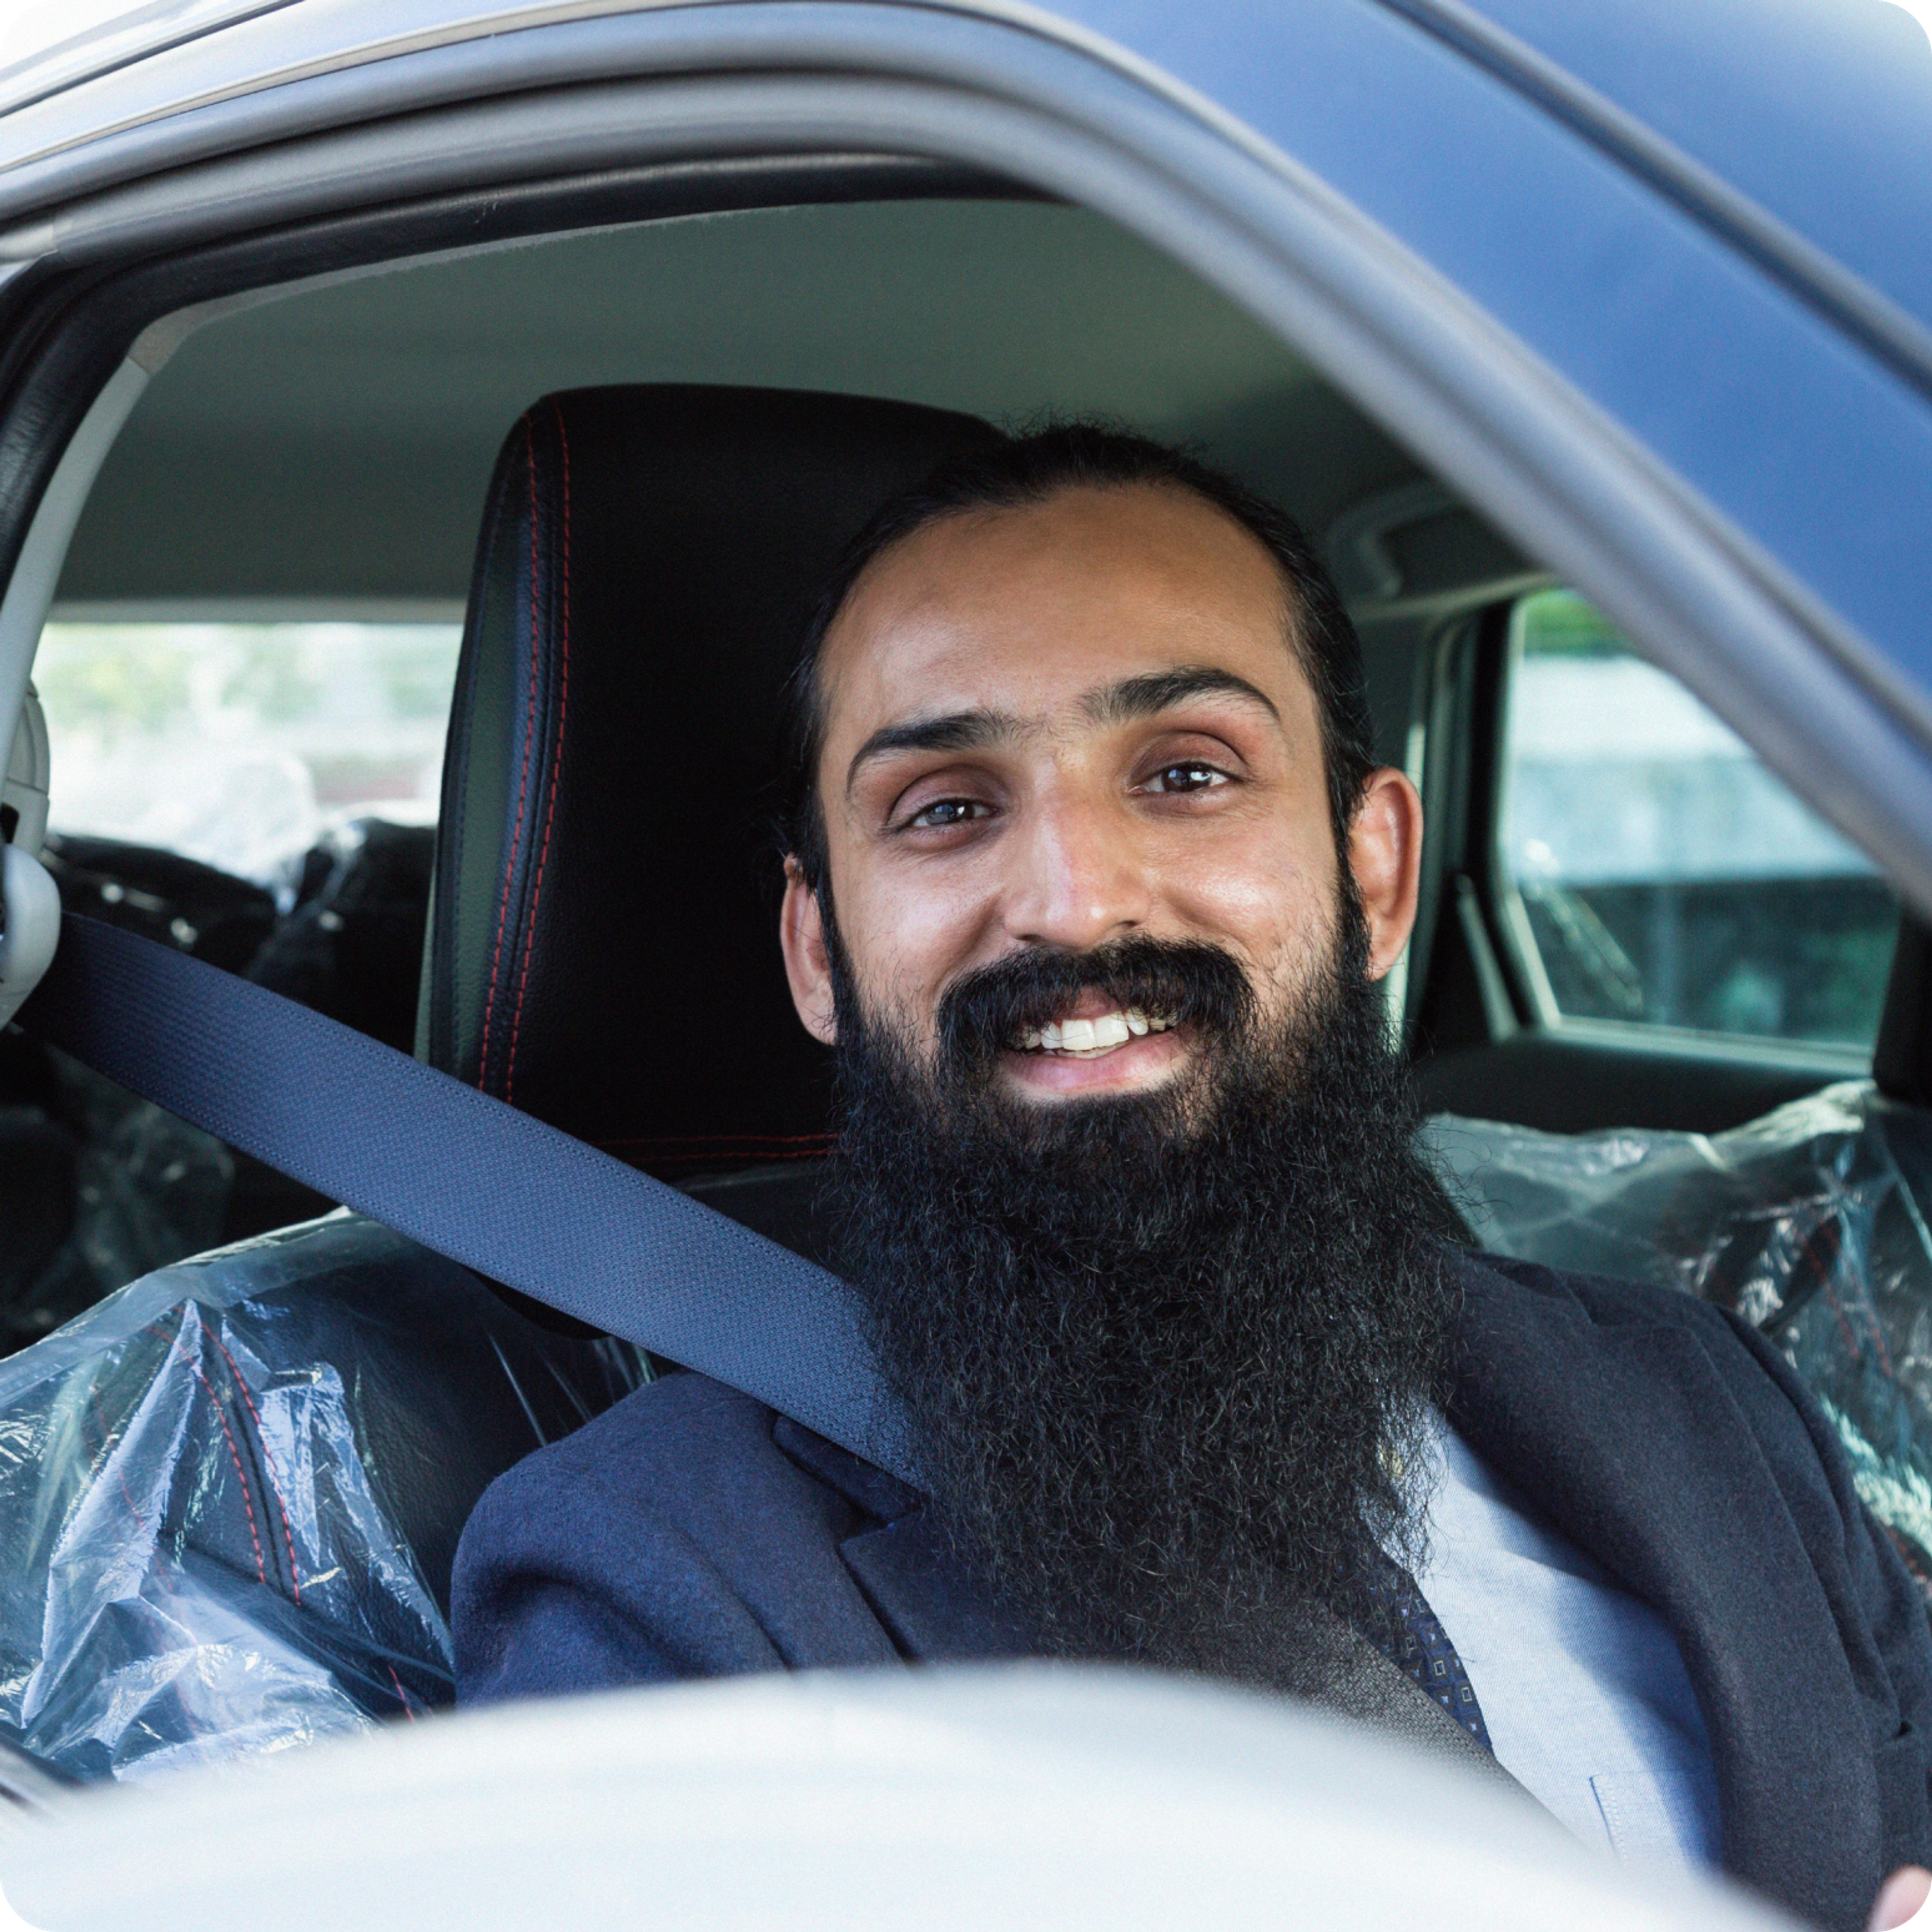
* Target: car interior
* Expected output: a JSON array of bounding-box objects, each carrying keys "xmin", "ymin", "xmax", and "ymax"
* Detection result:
[{"xmin": 1, "ymin": 184, "xmax": 1927, "ymax": 1779}]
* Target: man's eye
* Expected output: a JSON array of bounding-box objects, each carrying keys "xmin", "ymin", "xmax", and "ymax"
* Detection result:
[
  {"xmin": 906, "ymin": 798, "xmax": 991, "ymax": 830},
  {"xmin": 1141, "ymin": 762, "xmax": 1228, "ymax": 795}
]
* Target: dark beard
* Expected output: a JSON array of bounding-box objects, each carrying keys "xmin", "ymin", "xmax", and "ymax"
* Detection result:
[{"xmin": 824, "ymin": 906, "xmax": 1458, "ymax": 1681}]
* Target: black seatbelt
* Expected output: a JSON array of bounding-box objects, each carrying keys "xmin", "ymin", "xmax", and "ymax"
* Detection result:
[
  {"xmin": 19, "ymin": 910, "xmax": 1533, "ymax": 1790},
  {"xmin": 21, "ymin": 911, "xmax": 919, "ymax": 1486}
]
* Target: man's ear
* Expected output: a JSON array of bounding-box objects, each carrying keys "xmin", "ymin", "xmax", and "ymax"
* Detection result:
[
  {"xmin": 779, "ymin": 856, "xmax": 839, "ymax": 1045},
  {"xmin": 1346, "ymin": 767, "xmax": 1424, "ymax": 983}
]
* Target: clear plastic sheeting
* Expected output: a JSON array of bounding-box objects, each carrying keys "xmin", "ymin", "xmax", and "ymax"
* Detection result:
[
  {"xmin": 0, "ymin": 1213, "xmax": 644, "ymax": 1782},
  {"xmin": 1425, "ymin": 1081, "xmax": 1932, "ymax": 1592}
]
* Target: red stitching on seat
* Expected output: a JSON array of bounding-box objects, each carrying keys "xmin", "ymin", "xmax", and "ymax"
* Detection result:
[
  {"xmin": 386, "ymin": 1661, "xmax": 419, "ymax": 1724},
  {"xmin": 178, "ymin": 1346, "xmax": 266, "ymax": 1588},
  {"xmin": 650, "ymin": 1146, "xmax": 831, "ymax": 1164},
  {"xmin": 88, "ymin": 1386, "xmax": 147, "ymax": 1532},
  {"xmin": 213, "ymin": 1334, "xmax": 302, "ymax": 1607},
  {"xmin": 478, "ymin": 416, "xmax": 543, "ymax": 1090},
  {"xmin": 505, "ymin": 398, "xmax": 571, "ymax": 1104},
  {"xmin": 1793, "ymin": 1225, "xmax": 1889, "ymax": 1372}
]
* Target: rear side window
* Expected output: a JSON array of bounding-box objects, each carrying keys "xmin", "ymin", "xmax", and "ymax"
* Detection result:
[
  {"xmin": 34, "ymin": 616, "xmax": 462, "ymax": 887},
  {"xmin": 1497, "ymin": 589, "xmax": 1897, "ymax": 1049}
]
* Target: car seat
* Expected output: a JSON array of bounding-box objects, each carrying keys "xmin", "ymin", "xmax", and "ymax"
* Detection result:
[
  {"xmin": 1430, "ymin": 1081, "xmax": 1932, "ymax": 1593},
  {"xmin": 421, "ymin": 386, "xmax": 992, "ymax": 1209},
  {"xmin": 0, "ymin": 384, "xmax": 995, "ymax": 1779},
  {"xmin": 250, "ymin": 817, "xmax": 435, "ymax": 1059}
]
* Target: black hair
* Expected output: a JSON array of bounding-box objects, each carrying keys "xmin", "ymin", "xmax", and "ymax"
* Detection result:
[{"xmin": 778, "ymin": 423, "xmax": 1376, "ymax": 891}]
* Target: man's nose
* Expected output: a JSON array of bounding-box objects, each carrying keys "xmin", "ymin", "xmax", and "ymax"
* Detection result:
[{"xmin": 1001, "ymin": 790, "xmax": 1153, "ymax": 951}]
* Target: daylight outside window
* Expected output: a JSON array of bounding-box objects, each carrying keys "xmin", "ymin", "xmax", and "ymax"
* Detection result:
[
  {"xmin": 32, "ymin": 614, "xmax": 464, "ymax": 891},
  {"xmin": 1497, "ymin": 589, "xmax": 1897, "ymax": 1050}
]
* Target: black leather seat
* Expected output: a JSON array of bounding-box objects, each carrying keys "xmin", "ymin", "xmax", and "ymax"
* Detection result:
[
  {"xmin": 421, "ymin": 385, "xmax": 993, "ymax": 1263},
  {"xmin": 422, "ymin": 385, "xmax": 995, "ymax": 1178}
]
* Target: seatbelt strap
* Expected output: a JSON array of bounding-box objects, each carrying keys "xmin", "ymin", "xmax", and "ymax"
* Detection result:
[{"xmin": 21, "ymin": 912, "xmax": 919, "ymax": 1487}]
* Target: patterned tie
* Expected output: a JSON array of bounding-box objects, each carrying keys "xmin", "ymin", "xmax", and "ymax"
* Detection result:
[{"xmin": 1360, "ymin": 1550, "xmax": 1495, "ymax": 1753}]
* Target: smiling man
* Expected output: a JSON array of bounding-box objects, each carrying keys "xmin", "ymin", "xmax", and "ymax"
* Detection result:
[{"xmin": 453, "ymin": 428, "xmax": 1932, "ymax": 1932}]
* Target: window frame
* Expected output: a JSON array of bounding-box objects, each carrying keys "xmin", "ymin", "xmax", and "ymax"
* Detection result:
[{"xmin": 1472, "ymin": 587, "xmax": 1889, "ymax": 1077}]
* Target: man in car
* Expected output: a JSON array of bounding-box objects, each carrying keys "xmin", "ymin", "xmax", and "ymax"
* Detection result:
[{"xmin": 453, "ymin": 427, "xmax": 1932, "ymax": 1932}]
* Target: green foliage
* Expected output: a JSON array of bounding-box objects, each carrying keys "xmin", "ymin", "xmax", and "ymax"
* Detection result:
[
  {"xmin": 1517, "ymin": 587, "xmax": 1627, "ymax": 661},
  {"xmin": 32, "ymin": 625, "xmax": 196, "ymax": 741}
]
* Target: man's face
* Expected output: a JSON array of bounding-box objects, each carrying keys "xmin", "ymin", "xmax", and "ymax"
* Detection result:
[
  {"xmin": 780, "ymin": 481, "xmax": 1422, "ymax": 1079},
  {"xmin": 783, "ymin": 479, "xmax": 1448, "ymax": 1656}
]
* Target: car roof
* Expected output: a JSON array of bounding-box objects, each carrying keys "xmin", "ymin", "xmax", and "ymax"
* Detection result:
[
  {"xmin": 6, "ymin": 0, "xmax": 1928, "ymax": 352},
  {"xmin": 0, "ymin": 0, "xmax": 290, "ymax": 117}
]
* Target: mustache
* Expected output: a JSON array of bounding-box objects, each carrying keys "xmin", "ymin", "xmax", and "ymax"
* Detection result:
[{"xmin": 934, "ymin": 936, "xmax": 1255, "ymax": 1074}]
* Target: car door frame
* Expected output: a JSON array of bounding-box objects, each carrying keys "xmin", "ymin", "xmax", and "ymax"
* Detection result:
[{"xmin": 0, "ymin": 0, "xmax": 1926, "ymax": 929}]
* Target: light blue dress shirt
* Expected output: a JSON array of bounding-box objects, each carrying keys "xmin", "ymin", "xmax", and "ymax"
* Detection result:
[{"xmin": 1408, "ymin": 1411, "xmax": 1723, "ymax": 1869}]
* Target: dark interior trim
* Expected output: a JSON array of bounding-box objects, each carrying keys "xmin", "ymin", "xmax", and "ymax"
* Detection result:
[
  {"xmin": 1417, "ymin": 1026, "xmax": 1866, "ymax": 1136},
  {"xmin": 1408, "ymin": 602, "xmax": 1531, "ymax": 1057},
  {"xmin": 1876, "ymin": 914, "xmax": 1932, "ymax": 1106}
]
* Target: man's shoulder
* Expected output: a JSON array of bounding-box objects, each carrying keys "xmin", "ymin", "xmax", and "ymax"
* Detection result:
[
  {"xmin": 1455, "ymin": 1244, "xmax": 1744, "ymax": 1341},
  {"xmin": 452, "ymin": 1371, "xmax": 913, "ymax": 1696},
  {"xmin": 509, "ymin": 1367, "xmax": 779, "ymax": 1487},
  {"xmin": 461, "ymin": 1369, "xmax": 862, "ymax": 1554},
  {"xmin": 1448, "ymin": 1242, "xmax": 1841, "ymax": 1469},
  {"xmin": 1448, "ymin": 1243, "xmax": 1811, "ymax": 1424}
]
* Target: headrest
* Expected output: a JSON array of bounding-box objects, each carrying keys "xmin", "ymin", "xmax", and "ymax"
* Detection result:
[{"xmin": 422, "ymin": 385, "xmax": 996, "ymax": 1173}]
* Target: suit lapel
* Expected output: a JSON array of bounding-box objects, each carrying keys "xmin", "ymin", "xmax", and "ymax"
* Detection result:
[
  {"xmin": 1447, "ymin": 1254, "xmax": 1878, "ymax": 1927},
  {"xmin": 772, "ymin": 1416, "xmax": 1028, "ymax": 1661},
  {"xmin": 837, "ymin": 1511, "xmax": 1032, "ymax": 1659},
  {"xmin": 775, "ymin": 1258, "xmax": 1879, "ymax": 1925}
]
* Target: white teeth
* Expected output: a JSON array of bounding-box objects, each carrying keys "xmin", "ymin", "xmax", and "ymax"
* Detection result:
[{"xmin": 1012, "ymin": 1006, "xmax": 1180, "ymax": 1055}]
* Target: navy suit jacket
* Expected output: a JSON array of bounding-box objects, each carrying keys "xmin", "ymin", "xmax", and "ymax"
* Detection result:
[{"xmin": 453, "ymin": 1251, "xmax": 1932, "ymax": 1931}]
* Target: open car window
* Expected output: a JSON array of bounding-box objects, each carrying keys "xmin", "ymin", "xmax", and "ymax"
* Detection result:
[
  {"xmin": 1495, "ymin": 589, "xmax": 1898, "ymax": 1052},
  {"xmin": 35, "ymin": 613, "xmax": 461, "ymax": 889},
  {"xmin": 0, "ymin": 14, "xmax": 1918, "ymax": 1892}
]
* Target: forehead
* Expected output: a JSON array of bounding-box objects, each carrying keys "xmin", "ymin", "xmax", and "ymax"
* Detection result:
[{"xmin": 815, "ymin": 482, "xmax": 1314, "ymax": 747}]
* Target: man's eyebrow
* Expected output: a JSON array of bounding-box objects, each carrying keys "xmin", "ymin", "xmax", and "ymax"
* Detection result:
[
  {"xmin": 1081, "ymin": 665, "xmax": 1282, "ymax": 727},
  {"xmin": 841, "ymin": 669, "xmax": 1279, "ymax": 796},
  {"xmin": 845, "ymin": 708, "xmax": 1024, "ymax": 796}
]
